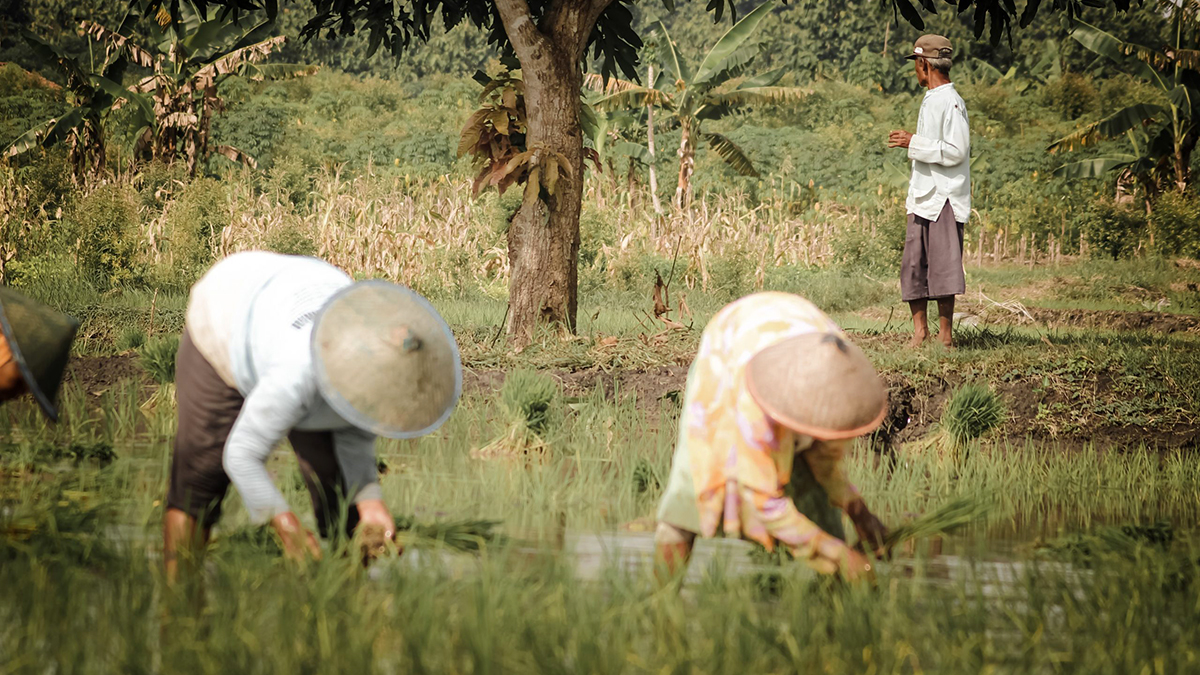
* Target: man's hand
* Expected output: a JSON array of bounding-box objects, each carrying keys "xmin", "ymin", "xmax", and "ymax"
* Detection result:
[
  {"xmin": 271, "ymin": 511, "xmax": 322, "ymax": 561},
  {"xmin": 888, "ymin": 130, "xmax": 913, "ymax": 149},
  {"xmin": 356, "ymin": 499, "xmax": 400, "ymax": 564},
  {"xmin": 846, "ymin": 498, "xmax": 890, "ymax": 558}
]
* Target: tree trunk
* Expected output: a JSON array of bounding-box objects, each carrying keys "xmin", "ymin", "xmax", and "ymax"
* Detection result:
[
  {"xmin": 646, "ymin": 64, "xmax": 663, "ymax": 216},
  {"xmin": 494, "ymin": 0, "xmax": 614, "ymax": 347},
  {"xmin": 505, "ymin": 51, "xmax": 584, "ymax": 346},
  {"xmin": 674, "ymin": 119, "xmax": 695, "ymax": 210}
]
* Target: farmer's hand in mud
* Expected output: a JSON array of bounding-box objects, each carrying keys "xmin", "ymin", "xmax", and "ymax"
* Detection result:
[
  {"xmin": 271, "ymin": 511, "xmax": 322, "ymax": 562},
  {"xmin": 887, "ymin": 130, "xmax": 913, "ymax": 149},
  {"xmin": 846, "ymin": 498, "xmax": 890, "ymax": 558},
  {"xmin": 356, "ymin": 499, "xmax": 401, "ymax": 564}
]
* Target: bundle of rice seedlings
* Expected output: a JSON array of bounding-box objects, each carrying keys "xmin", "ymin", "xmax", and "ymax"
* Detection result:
[
  {"xmin": 910, "ymin": 383, "xmax": 1005, "ymax": 459},
  {"xmin": 884, "ymin": 492, "xmax": 993, "ymax": 551},
  {"xmin": 393, "ymin": 516, "xmax": 503, "ymax": 552},
  {"xmin": 471, "ymin": 369, "xmax": 560, "ymax": 460},
  {"xmin": 942, "ymin": 383, "xmax": 1006, "ymax": 448},
  {"xmin": 139, "ymin": 334, "xmax": 181, "ymax": 384}
]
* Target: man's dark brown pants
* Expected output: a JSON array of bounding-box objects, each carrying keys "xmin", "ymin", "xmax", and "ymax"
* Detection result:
[{"xmin": 165, "ymin": 330, "xmax": 360, "ymax": 538}]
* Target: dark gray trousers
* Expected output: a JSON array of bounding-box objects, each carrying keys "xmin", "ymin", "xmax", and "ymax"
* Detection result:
[{"xmin": 901, "ymin": 200, "xmax": 966, "ymax": 302}]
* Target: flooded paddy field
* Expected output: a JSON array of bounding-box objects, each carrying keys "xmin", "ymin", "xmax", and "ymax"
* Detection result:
[{"xmin": 3, "ymin": 282, "xmax": 1200, "ymax": 674}]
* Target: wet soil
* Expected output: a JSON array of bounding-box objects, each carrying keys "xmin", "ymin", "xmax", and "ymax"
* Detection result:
[
  {"xmin": 66, "ymin": 354, "xmax": 1197, "ymax": 452},
  {"xmin": 64, "ymin": 353, "xmax": 145, "ymax": 396}
]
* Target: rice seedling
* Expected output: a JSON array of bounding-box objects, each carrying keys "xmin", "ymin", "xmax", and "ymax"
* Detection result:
[
  {"xmin": 138, "ymin": 334, "xmax": 180, "ymax": 384},
  {"xmin": 471, "ymin": 369, "xmax": 561, "ymax": 460}
]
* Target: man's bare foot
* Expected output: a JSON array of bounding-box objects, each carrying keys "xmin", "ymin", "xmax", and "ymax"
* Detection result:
[
  {"xmin": 909, "ymin": 331, "xmax": 928, "ymax": 348},
  {"xmin": 939, "ymin": 333, "xmax": 954, "ymax": 349}
]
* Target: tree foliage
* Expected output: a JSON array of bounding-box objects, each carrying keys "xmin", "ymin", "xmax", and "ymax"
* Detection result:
[{"xmin": 589, "ymin": 1, "xmax": 808, "ymax": 207}]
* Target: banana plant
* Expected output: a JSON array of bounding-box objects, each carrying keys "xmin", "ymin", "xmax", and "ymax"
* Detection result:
[
  {"xmin": 585, "ymin": 0, "xmax": 808, "ymax": 209},
  {"xmin": 79, "ymin": 0, "xmax": 315, "ymax": 176},
  {"xmin": 1049, "ymin": 14, "xmax": 1200, "ymax": 197},
  {"xmin": 4, "ymin": 31, "xmax": 132, "ymax": 179}
]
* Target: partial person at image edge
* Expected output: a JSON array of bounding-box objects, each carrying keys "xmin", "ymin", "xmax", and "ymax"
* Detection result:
[
  {"xmin": 0, "ymin": 287, "xmax": 80, "ymax": 420},
  {"xmin": 888, "ymin": 34, "xmax": 971, "ymax": 349}
]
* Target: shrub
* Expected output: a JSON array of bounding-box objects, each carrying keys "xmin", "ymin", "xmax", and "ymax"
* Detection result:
[
  {"xmin": 69, "ymin": 184, "xmax": 142, "ymax": 289},
  {"xmin": 1081, "ymin": 200, "xmax": 1147, "ymax": 260},
  {"xmin": 1040, "ymin": 72, "xmax": 1098, "ymax": 121},
  {"xmin": 161, "ymin": 178, "xmax": 229, "ymax": 284},
  {"xmin": 139, "ymin": 334, "xmax": 180, "ymax": 384},
  {"xmin": 1148, "ymin": 191, "xmax": 1200, "ymax": 259},
  {"xmin": 264, "ymin": 226, "xmax": 317, "ymax": 257},
  {"xmin": 829, "ymin": 209, "xmax": 906, "ymax": 275}
]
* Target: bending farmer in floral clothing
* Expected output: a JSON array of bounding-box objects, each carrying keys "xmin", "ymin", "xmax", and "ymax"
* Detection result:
[
  {"xmin": 654, "ymin": 292, "xmax": 890, "ymax": 581},
  {"xmin": 164, "ymin": 251, "xmax": 462, "ymax": 580}
]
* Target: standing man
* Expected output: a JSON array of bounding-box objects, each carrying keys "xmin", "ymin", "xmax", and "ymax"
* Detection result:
[
  {"xmin": 165, "ymin": 251, "xmax": 462, "ymax": 580},
  {"xmin": 888, "ymin": 35, "xmax": 971, "ymax": 348},
  {"xmin": 0, "ymin": 287, "xmax": 79, "ymax": 419}
]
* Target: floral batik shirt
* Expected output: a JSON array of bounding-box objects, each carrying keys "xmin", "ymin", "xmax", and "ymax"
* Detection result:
[{"xmin": 656, "ymin": 292, "xmax": 861, "ymax": 574}]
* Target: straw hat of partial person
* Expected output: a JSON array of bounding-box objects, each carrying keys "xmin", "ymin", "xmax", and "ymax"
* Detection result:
[
  {"xmin": 312, "ymin": 281, "xmax": 462, "ymax": 439},
  {"xmin": 0, "ymin": 287, "xmax": 80, "ymax": 421},
  {"xmin": 744, "ymin": 332, "xmax": 887, "ymax": 440}
]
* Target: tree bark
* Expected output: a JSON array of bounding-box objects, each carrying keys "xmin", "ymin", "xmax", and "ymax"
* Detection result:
[
  {"xmin": 646, "ymin": 64, "xmax": 663, "ymax": 215},
  {"xmin": 495, "ymin": 0, "xmax": 610, "ymax": 346}
]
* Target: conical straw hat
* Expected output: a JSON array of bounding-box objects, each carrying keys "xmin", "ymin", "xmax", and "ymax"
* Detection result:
[
  {"xmin": 745, "ymin": 332, "xmax": 887, "ymax": 440},
  {"xmin": 0, "ymin": 287, "xmax": 80, "ymax": 421},
  {"xmin": 311, "ymin": 282, "xmax": 462, "ymax": 439}
]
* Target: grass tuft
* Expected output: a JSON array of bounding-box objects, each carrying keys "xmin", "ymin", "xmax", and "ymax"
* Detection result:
[{"xmin": 138, "ymin": 334, "xmax": 180, "ymax": 384}]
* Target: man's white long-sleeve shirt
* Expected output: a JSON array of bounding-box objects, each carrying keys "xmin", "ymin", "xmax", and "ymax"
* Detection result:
[
  {"xmin": 907, "ymin": 82, "xmax": 971, "ymax": 223},
  {"xmin": 185, "ymin": 252, "xmax": 382, "ymax": 524}
]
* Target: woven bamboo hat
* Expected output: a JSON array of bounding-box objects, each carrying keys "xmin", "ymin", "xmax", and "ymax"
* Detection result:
[
  {"xmin": 311, "ymin": 281, "xmax": 462, "ymax": 439},
  {"xmin": 744, "ymin": 332, "xmax": 887, "ymax": 440},
  {"xmin": 0, "ymin": 287, "xmax": 80, "ymax": 421}
]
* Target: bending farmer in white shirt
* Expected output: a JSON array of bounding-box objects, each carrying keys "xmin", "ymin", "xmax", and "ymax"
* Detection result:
[
  {"xmin": 888, "ymin": 34, "xmax": 971, "ymax": 348},
  {"xmin": 164, "ymin": 252, "xmax": 462, "ymax": 580}
]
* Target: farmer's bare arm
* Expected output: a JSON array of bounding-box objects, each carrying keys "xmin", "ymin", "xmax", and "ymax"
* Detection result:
[{"xmin": 803, "ymin": 441, "xmax": 888, "ymax": 555}]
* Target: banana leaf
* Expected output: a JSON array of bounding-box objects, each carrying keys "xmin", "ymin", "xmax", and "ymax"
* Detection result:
[{"xmin": 693, "ymin": 0, "xmax": 776, "ymax": 87}]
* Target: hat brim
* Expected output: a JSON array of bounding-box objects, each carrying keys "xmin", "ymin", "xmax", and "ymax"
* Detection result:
[
  {"xmin": 0, "ymin": 305, "xmax": 60, "ymax": 421},
  {"xmin": 747, "ymin": 371, "xmax": 888, "ymax": 440},
  {"xmin": 310, "ymin": 282, "xmax": 463, "ymax": 440}
]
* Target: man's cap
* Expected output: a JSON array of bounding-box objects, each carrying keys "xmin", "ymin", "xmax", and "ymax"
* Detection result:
[
  {"xmin": 311, "ymin": 281, "xmax": 462, "ymax": 439},
  {"xmin": 744, "ymin": 332, "xmax": 888, "ymax": 440},
  {"xmin": 906, "ymin": 34, "xmax": 953, "ymax": 61},
  {"xmin": 0, "ymin": 287, "xmax": 80, "ymax": 421}
]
